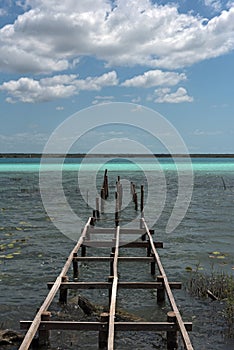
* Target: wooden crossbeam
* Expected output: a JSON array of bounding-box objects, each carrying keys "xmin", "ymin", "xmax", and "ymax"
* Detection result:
[
  {"xmin": 47, "ymin": 281, "xmax": 182, "ymax": 290},
  {"xmin": 21, "ymin": 320, "xmax": 192, "ymax": 332},
  {"xmin": 88, "ymin": 228, "xmax": 146, "ymax": 235},
  {"xmin": 74, "ymin": 256, "xmax": 155, "ymax": 262},
  {"xmin": 82, "ymin": 241, "xmax": 163, "ymax": 248}
]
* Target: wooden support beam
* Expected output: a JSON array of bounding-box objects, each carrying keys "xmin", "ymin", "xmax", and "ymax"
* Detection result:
[
  {"xmin": 142, "ymin": 218, "xmax": 194, "ymax": 350},
  {"xmin": 18, "ymin": 217, "xmax": 92, "ymax": 350},
  {"xmin": 59, "ymin": 276, "xmax": 69, "ymax": 304},
  {"xmin": 82, "ymin": 241, "xmax": 163, "ymax": 248},
  {"xmin": 38, "ymin": 312, "xmax": 51, "ymax": 346},
  {"xmin": 99, "ymin": 313, "xmax": 109, "ymax": 349},
  {"xmin": 72, "ymin": 252, "xmax": 78, "ymax": 280},
  {"xmin": 74, "ymin": 256, "xmax": 155, "ymax": 262},
  {"xmin": 167, "ymin": 311, "xmax": 178, "ymax": 350},
  {"xmin": 47, "ymin": 281, "xmax": 182, "ymax": 290},
  {"xmin": 21, "ymin": 320, "xmax": 192, "ymax": 332}
]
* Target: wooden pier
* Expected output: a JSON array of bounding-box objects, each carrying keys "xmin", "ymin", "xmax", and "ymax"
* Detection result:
[{"xmin": 19, "ymin": 170, "xmax": 194, "ymax": 349}]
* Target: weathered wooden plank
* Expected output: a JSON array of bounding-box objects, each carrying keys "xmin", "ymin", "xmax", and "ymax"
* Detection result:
[
  {"xmin": 74, "ymin": 256, "xmax": 155, "ymax": 262},
  {"xmin": 108, "ymin": 225, "xmax": 120, "ymax": 350},
  {"xmin": 21, "ymin": 321, "xmax": 106, "ymax": 331},
  {"xmin": 142, "ymin": 218, "xmax": 194, "ymax": 350},
  {"xmin": 20, "ymin": 320, "xmax": 192, "ymax": 332},
  {"xmin": 115, "ymin": 322, "xmax": 192, "ymax": 332},
  {"xmin": 47, "ymin": 281, "xmax": 182, "ymax": 290},
  {"xmin": 88, "ymin": 228, "xmax": 146, "ymax": 235},
  {"xmin": 82, "ymin": 241, "xmax": 163, "ymax": 248},
  {"xmin": 18, "ymin": 218, "xmax": 92, "ymax": 350}
]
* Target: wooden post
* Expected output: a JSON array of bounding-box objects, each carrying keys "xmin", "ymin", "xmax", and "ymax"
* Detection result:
[
  {"xmin": 90, "ymin": 212, "xmax": 95, "ymax": 226},
  {"xmin": 150, "ymin": 254, "xmax": 156, "ymax": 275},
  {"xmin": 38, "ymin": 311, "xmax": 51, "ymax": 346},
  {"xmin": 140, "ymin": 185, "xmax": 144, "ymax": 213},
  {"xmin": 147, "ymin": 240, "xmax": 151, "ymax": 257},
  {"xmin": 134, "ymin": 192, "xmax": 138, "ymax": 210},
  {"xmin": 81, "ymin": 244, "xmax": 86, "ymax": 257},
  {"xmin": 96, "ymin": 197, "xmax": 100, "ymax": 219},
  {"xmin": 98, "ymin": 312, "xmax": 109, "ymax": 349},
  {"xmin": 141, "ymin": 232, "xmax": 147, "ymax": 241},
  {"xmin": 108, "ymin": 276, "xmax": 114, "ymax": 307},
  {"xmin": 59, "ymin": 276, "xmax": 68, "ymax": 304},
  {"xmin": 157, "ymin": 275, "xmax": 165, "ymax": 304},
  {"xmin": 103, "ymin": 169, "xmax": 109, "ymax": 199},
  {"xmin": 101, "ymin": 188, "xmax": 105, "ymax": 213},
  {"xmin": 115, "ymin": 191, "xmax": 119, "ymax": 227},
  {"xmin": 110, "ymin": 252, "xmax": 114, "ymax": 276},
  {"xmin": 73, "ymin": 252, "xmax": 78, "ymax": 280},
  {"xmin": 167, "ymin": 311, "xmax": 178, "ymax": 350}
]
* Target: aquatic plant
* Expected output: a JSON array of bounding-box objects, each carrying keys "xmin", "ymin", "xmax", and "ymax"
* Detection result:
[{"xmin": 187, "ymin": 264, "xmax": 234, "ymax": 338}]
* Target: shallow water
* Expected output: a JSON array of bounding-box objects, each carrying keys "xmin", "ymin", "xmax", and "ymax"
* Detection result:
[{"xmin": 0, "ymin": 157, "xmax": 234, "ymax": 349}]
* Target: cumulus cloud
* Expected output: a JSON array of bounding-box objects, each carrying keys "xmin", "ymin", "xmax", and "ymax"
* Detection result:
[
  {"xmin": 0, "ymin": 71, "xmax": 118, "ymax": 103},
  {"xmin": 0, "ymin": 0, "xmax": 234, "ymax": 74},
  {"xmin": 122, "ymin": 70, "xmax": 187, "ymax": 88},
  {"xmin": 153, "ymin": 87, "xmax": 193, "ymax": 103},
  {"xmin": 204, "ymin": 0, "xmax": 222, "ymax": 12}
]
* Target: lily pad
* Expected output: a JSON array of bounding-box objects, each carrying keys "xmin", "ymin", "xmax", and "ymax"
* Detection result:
[
  {"xmin": 5, "ymin": 254, "xmax": 14, "ymax": 259},
  {"xmin": 7, "ymin": 243, "xmax": 14, "ymax": 249},
  {"xmin": 185, "ymin": 266, "xmax": 193, "ymax": 272}
]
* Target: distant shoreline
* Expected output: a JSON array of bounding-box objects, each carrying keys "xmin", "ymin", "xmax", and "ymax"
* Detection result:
[{"xmin": 1, "ymin": 153, "xmax": 234, "ymax": 158}]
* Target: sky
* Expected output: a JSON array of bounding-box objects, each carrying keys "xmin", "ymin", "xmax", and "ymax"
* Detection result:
[{"xmin": 0, "ymin": 0, "xmax": 234, "ymax": 154}]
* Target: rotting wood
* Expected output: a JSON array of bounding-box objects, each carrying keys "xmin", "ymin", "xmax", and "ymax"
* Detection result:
[
  {"xmin": 18, "ymin": 217, "xmax": 92, "ymax": 350},
  {"xmin": 142, "ymin": 218, "xmax": 194, "ymax": 350},
  {"xmin": 19, "ymin": 171, "xmax": 193, "ymax": 350}
]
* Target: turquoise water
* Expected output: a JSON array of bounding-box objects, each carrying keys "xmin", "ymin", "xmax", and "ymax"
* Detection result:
[
  {"xmin": 0, "ymin": 157, "xmax": 234, "ymax": 349},
  {"xmin": 1, "ymin": 157, "xmax": 234, "ymax": 172}
]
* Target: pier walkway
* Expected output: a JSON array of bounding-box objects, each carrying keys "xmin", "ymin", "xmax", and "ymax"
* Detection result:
[{"xmin": 19, "ymin": 171, "xmax": 193, "ymax": 349}]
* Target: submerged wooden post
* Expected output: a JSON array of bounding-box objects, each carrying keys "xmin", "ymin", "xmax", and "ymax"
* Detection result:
[
  {"xmin": 38, "ymin": 311, "xmax": 51, "ymax": 346},
  {"xmin": 100, "ymin": 188, "xmax": 105, "ymax": 213},
  {"xmin": 115, "ymin": 191, "xmax": 119, "ymax": 227},
  {"xmin": 150, "ymin": 254, "xmax": 156, "ymax": 275},
  {"xmin": 110, "ymin": 252, "xmax": 114, "ymax": 276},
  {"xmin": 59, "ymin": 276, "xmax": 68, "ymax": 304},
  {"xmin": 147, "ymin": 240, "xmax": 151, "ymax": 257},
  {"xmin": 140, "ymin": 185, "xmax": 144, "ymax": 213},
  {"xmin": 103, "ymin": 169, "xmax": 109, "ymax": 199},
  {"xmin": 98, "ymin": 312, "xmax": 109, "ymax": 349},
  {"xmin": 108, "ymin": 276, "xmax": 114, "ymax": 307},
  {"xmin": 167, "ymin": 311, "xmax": 178, "ymax": 350},
  {"xmin": 157, "ymin": 275, "xmax": 165, "ymax": 304},
  {"xmin": 73, "ymin": 252, "xmax": 78, "ymax": 279},
  {"xmin": 81, "ymin": 244, "xmax": 86, "ymax": 257},
  {"xmin": 96, "ymin": 197, "xmax": 100, "ymax": 219}
]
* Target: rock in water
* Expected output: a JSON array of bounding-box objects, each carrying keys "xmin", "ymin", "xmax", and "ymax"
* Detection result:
[{"xmin": 0, "ymin": 329, "xmax": 24, "ymax": 345}]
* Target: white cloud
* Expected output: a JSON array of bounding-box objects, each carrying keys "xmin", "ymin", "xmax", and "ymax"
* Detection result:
[
  {"xmin": 204, "ymin": 0, "xmax": 222, "ymax": 12},
  {"xmin": 122, "ymin": 70, "xmax": 186, "ymax": 88},
  {"xmin": 0, "ymin": 1, "xmax": 234, "ymax": 74},
  {"xmin": 193, "ymin": 129, "xmax": 223, "ymax": 136},
  {"xmin": 0, "ymin": 71, "xmax": 118, "ymax": 103},
  {"xmin": 153, "ymin": 87, "xmax": 193, "ymax": 103}
]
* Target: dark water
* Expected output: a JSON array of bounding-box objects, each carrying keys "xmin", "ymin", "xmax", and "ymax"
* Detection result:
[{"xmin": 0, "ymin": 158, "xmax": 234, "ymax": 349}]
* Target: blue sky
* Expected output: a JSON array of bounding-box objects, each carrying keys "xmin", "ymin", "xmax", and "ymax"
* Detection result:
[{"xmin": 0, "ymin": 0, "xmax": 234, "ymax": 154}]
